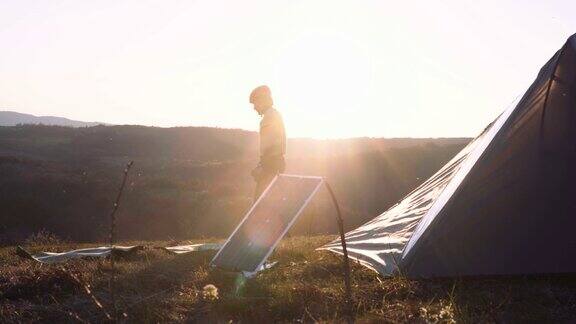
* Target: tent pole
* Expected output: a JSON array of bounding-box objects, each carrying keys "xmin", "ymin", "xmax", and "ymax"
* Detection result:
[
  {"xmin": 324, "ymin": 180, "xmax": 354, "ymax": 323},
  {"xmin": 540, "ymin": 45, "xmax": 566, "ymax": 139}
]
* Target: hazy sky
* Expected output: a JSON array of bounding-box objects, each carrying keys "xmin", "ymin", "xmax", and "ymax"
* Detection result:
[{"xmin": 1, "ymin": 1, "xmax": 575, "ymax": 138}]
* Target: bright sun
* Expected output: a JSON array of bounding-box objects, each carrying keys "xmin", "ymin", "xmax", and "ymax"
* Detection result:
[{"xmin": 272, "ymin": 34, "xmax": 374, "ymax": 138}]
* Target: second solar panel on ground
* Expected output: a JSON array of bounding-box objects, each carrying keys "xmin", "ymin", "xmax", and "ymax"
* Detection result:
[{"xmin": 211, "ymin": 174, "xmax": 323, "ymax": 274}]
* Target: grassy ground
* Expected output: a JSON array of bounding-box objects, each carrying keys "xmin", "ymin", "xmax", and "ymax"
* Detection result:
[{"xmin": 1, "ymin": 235, "xmax": 576, "ymax": 323}]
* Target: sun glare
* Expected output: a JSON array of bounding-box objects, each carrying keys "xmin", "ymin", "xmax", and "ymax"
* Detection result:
[{"xmin": 272, "ymin": 34, "xmax": 375, "ymax": 138}]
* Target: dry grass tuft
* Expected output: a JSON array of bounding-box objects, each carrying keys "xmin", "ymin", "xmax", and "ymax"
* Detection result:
[{"xmin": 24, "ymin": 229, "xmax": 64, "ymax": 247}]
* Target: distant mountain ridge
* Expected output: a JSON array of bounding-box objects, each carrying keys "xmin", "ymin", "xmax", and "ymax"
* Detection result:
[{"xmin": 0, "ymin": 111, "xmax": 106, "ymax": 127}]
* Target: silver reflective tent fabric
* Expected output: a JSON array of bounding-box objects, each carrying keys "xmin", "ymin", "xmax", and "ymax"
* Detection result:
[
  {"xmin": 16, "ymin": 246, "xmax": 143, "ymax": 263},
  {"xmin": 17, "ymin": 243, "xmax": 222, "ymax": 263},
  {"xmin": 323, "ymin": 34, "xmax": 576, "ymax": 278},
  {"xmin": 160, "ymin": 243, "xmax": 222, "ymax": 254}
]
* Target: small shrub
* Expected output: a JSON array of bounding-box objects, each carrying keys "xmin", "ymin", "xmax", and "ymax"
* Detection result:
[{"xmin": 24, "ymin": 230, "xmax": 63, "ymax": 246}]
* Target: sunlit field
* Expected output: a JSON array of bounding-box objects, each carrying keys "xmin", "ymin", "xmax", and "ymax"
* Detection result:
[
  {"xmin": 2, "ymin": 235, "xmax": 576, "ymax": 322},
  {"xmin": 2, "ymin": 1, "xmax": 576, "ymax": 323}
]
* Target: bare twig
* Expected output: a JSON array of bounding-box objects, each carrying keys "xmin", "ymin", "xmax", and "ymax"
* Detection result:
[
  {"xmin": 65, "ymin": 268, "xmax": 112, "ymax": 321},
  {"xmin": 109, "ymin": 161, "xmax": 134, "ymax": 250},
  {"xmin": 108, "ymin": 160, "xmax": 134, "ymax": 321},
  {"xmin": 305, "ymin": 307, "xmax": 319, "ymax": 323}
]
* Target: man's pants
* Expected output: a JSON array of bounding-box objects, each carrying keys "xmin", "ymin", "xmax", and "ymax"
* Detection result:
[
  {"xmin": 253, "ymin": 164, "xmax": 290, "ymax": 237},
  {"xmin": 253, "ymin": 159, "xmax": 286, "ymax": 202},
  {"xmin": 254, "ymin": 171, "xmax": 277, "ymax": 202}
]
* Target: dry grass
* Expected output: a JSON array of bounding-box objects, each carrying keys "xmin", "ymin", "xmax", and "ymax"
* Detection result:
[{"xmin": 1, "ymin": 236, "xmax": 576, "ymax": 323}]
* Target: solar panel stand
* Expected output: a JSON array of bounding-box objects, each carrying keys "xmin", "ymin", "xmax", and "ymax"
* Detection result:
[
  {"xmin": 325, "ymin": 180, "xmax": 354, "ymax": 323},
  {"xmin": 210, "ymin": 174, "xmax": 325, "ymax": 277},
  {"xmin": 209, "ymin": 174, "xmax": 354, "ymax": 321},
  {"xmin": 246, "ymin": 175, "xmax": 324, "ymax": 276}
]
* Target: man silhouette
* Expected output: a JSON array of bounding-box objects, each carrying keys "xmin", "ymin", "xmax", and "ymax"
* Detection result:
[{"xmin": 249, "ymin": 85, "xmax": 286, "ymax": 201}]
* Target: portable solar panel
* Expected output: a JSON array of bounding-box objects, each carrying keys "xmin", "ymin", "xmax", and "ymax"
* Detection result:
[{"xmin": 210, "ymin": 174, "xmax": 323, "ymax": 275}]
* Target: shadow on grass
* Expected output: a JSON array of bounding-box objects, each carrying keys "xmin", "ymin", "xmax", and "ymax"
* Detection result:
[{"xmin": 438, "ymin": 274, "xmax": 576, "ymax": 322}]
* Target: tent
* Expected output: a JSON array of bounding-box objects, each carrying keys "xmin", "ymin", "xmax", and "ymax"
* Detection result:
[{"xmin": 323, "ymin": 34, "xmax": 576, "ymax": 278}]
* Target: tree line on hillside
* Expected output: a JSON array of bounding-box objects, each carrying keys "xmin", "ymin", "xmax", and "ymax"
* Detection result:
[{"xmin": 0, "ymin": 125, "xmax": 469, "ymax": 243}]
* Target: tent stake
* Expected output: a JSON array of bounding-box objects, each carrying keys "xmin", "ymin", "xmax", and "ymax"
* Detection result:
[{"xmin": 324, "ymin": 180, "xmax": 354, "ymax": 323}]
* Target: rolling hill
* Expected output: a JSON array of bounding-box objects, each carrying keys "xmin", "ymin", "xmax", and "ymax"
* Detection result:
[
  {"xmin": 0, "ymin": 123, "xmax": 469, "ymax": 243},
  {"xmin": 0, "ymin": 111, "xmax": 106, "ymax": 127}
]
